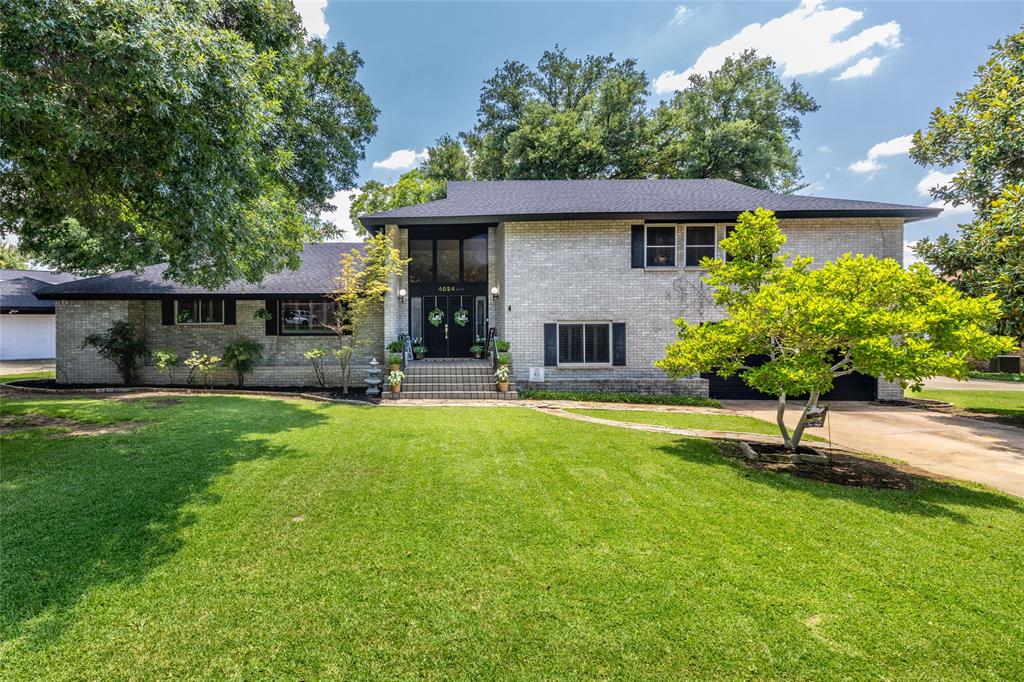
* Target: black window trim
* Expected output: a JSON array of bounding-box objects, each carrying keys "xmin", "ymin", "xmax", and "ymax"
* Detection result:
[
  {"xmin": 643, "ymin": 223, "xmax": 677, "ymax": 269},
  {"xmin": 556, "ymin": 321, "xmax": 613, "ymax": 367},
  {"xmin": 174, "ymin": 299, "xmax": 225, "ymax": 325}
]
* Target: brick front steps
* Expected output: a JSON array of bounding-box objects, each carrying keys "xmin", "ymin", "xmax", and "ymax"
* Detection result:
[{"xmin": 387, "ymin": 359, "xmax": 517, "ymax": 400}]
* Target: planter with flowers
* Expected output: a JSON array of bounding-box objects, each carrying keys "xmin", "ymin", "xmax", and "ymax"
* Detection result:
[
  {"xmin": 494, "ymin": 365, "xmax": 510, "ymax": 393},
  {"xmin": 387, "ymin": 370, "xmax": 405, "ymax": 394}
]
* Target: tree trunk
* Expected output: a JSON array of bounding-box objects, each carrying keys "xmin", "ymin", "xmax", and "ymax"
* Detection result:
[
  {"xmin": 237, "ymin": 370, "xmax": 244, "ymax": 387},
  {"xmin": 776, "ymin": 392, "xmax": 793, "ymax": 449},
  {"xmin": 790, "ymin": 391, "xmax": 820, "ymax": 451}
]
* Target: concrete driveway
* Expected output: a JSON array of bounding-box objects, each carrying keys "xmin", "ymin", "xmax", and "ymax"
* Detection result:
[
  {"xmin": 722, "ymin": 400, "xmax": 1024, "ymax": 498},
  {"xmin": 922, "ymin": 376, "xmax": 1024, "ymax": 391},
  {"xmin": 0, "ymin": 359, "xmax": 54, "ymax": 376}
]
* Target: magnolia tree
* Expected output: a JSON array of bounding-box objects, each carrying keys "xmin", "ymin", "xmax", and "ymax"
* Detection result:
[
  {"xmin": 657, "ymin": 208, "xmax": 1014, "ymax": 451},
  {"xmin": 325, "ymin": 232, "xmax": 409, "ymax": 393}
]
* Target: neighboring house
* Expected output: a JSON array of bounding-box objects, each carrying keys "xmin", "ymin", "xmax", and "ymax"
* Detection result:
[
  {"xmin": 0, "ymin": 269, "xmax": 78, "ymax": 360},
  {"xmin": 38, "ymin": 179, "xmax": 939, "ymax": 398}
]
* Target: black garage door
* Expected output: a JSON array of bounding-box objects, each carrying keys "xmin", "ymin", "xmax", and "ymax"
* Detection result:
[{"xmin": 704, "ymin": 359, "xmax": 878, "ymax": 401}]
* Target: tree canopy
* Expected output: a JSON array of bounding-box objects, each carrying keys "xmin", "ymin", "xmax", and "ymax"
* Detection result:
[
  {"xmin": 911, "ymin": 28, "xmax": 1024, "ymax": 342},
  {"xmin": 348, "ymin": 46, "xmax": 818, "ymax": 233},
  {"xmin": 657, "ymin": 209, "xmax": 1013, "ymax": 450},
  {"xmin": 1, "ymin": 0, "xmax": 377, "ymax": 287},
  {"xmin": 0, "ymin": 243, "xmax": 28, "ymax": 269}
]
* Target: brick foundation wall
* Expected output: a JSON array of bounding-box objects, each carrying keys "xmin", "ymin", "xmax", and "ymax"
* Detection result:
[{"xmin": 56, "ymin": 299, "xmax": 383, "ymax": 387}]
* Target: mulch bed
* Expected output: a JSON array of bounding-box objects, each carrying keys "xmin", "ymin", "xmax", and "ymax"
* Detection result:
[
  {"xmin": 3, "ymin": 380, "xmax": 380, "ymax": 404},
  {"xmin": 727, "ymin": 442, "xmax": 919, "ymax": 491}
]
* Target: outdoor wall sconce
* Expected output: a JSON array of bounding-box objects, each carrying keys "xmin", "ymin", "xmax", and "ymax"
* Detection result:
[
  {"xmin": 490, "ymin": 286, "xmax": 500, "ymax": 301},
  {"xmin": 397, "ymin": 288, "xmax": 407, "ymax": 302}
]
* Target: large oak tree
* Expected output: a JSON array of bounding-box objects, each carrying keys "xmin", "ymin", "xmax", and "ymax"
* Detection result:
[{"xmin": 1, "ymin": 0, "xmax": 377, "ymax": 287}]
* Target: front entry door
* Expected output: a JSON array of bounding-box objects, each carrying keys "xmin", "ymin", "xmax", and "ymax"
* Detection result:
[{"xmin": 421, "ymin": 295, "xmax": 475, "ymax": 358}]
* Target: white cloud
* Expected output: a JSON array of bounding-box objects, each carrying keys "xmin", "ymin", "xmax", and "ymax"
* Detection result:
[
  {"xmin": 817, "ymin": 145, "xmax": 832, "ymax": 153},
  {"xmin": 372, "ymin": 148, "xmax": 429, "ymax": 171},
  {"xmin": 848, "ymin": 133, "xmax": 913, "ymax": 174},
  {"xmin": 294, "ymin": 0, "xmax": 329, "ymax": 39},
  {"xmin": 322, "ymin": 189, "xmax": 357, "ymax": 239},
  {"xmin": 903, "ymin": 240, "xmax": 920, "ymax": 267},
  {"xmin": 834, "ymin": 55, "xmax": 882, "ymax": 80},
  {"xmin": 670, "ymin": 5, "xmax": 690, "ymax": 26},
  {"xmin": 915, "ymin": 169, "xmax": 973, "ymax": 216},
  {"xmin": 653, "ymin": 0, "xmax": 901, "ymax": 93}
]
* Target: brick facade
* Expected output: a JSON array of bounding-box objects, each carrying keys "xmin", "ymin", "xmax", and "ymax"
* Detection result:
[{"xmin": 56, "ymin": 299, "xmax": 382, "ymax": 386}]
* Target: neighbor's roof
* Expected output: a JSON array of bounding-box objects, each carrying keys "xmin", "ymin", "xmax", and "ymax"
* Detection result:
[
  {"xmin": 359, "ymin": 179, "xmax": 941, "ymax": 227},
  {"xmin": 1, "ymin": 276, "xmax": 65, "ymax": 312},
  {"xmin": 35, "ymin": 242, "xmax": 363, "ymax": 300},
  {"xmin": 0, "ymin": 268, "xmax": 78, "ymax": 284}
]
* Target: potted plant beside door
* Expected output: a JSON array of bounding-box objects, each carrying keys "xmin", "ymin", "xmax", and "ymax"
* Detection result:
[
  {"xmin": 387, "ymin": 370, "xmax": 405, "ymax": 394},
  {"xmin": 387, "ymin": 354, "xmax": 403, "ymax": 372},
  {"xmin": 469, "ymin": 343, "xmax": 484, "ymax": 359},
  {"xmin": 413, "ymin": 344, "xmax": 427, "ymax": 360},
  {"xmin": 494, "ymin": 365, "xmax": 510, "ymax": 393}
]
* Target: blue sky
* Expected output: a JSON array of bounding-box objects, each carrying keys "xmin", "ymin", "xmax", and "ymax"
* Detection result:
[{"xmin": 299, "ymin": 1, "xmax": 1022, "ymax": 255}]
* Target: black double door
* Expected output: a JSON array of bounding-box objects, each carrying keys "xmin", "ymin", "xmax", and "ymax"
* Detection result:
[{"xmin": 422, "ymin": 295, "xmax": 476, "ymax": 358}]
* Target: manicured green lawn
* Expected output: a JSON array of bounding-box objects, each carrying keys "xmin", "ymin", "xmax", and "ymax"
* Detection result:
[
  {"xmin": 0, "ymin": 370, "xmax": 55, "ymax": 383},
  {"xmin": 565, "ymin": 407, "xmax": 824, "ymax": 441},
  {"xmin": 917, "ymin": 389, "xmax": 1024, "ymax": 426},
  {"xmin": 3, "ymin": 395, "xmax": 1023, "ymax": 679}
]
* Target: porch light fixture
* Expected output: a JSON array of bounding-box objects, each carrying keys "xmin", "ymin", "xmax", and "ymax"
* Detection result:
[
  {"xmin": 397, "ymin": 288, "xmax": 407, "ymax": 302},
  {"xmin": 490, "ymin": 286, "xmax": 500, "ymax": 301}
]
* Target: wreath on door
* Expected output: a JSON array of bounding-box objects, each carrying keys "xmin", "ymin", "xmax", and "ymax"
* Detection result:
[
  {"xmin": 453, "ymin": 308, "xmax": 470, "ymax": 327},
  {"xmin": 427, "ymin": 307, "xmax": 445, "ymax": 327}
]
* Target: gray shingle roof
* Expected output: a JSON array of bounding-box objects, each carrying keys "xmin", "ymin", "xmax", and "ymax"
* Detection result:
[
  {"xmin": 0, "ymin": 269, "xmax": 78, "ymax": 284},
  {"xmin": 1, "ymin": 276, "xmax": 62, "ymax": 311},
  {"xmin": 36, "ymin": 242, "xmax": 363, "ymax": 300},
  {"xmin": 360, "ymin": 179, "xmax": 940, "ymax": 226}
]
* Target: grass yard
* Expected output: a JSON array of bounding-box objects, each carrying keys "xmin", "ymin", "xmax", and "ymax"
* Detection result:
[
  {"xmin": 0, "ymin": 370, "xmax": 56, "ymax": 383},
  {"xmin": 2, "ymin": 394, "xmax": 1023, "ymax": 679},
  {"xmin": 916, "ymin": 389, "xmax": 1024, "ymax": 427},
  {"xmin": 564, "ymin": 407, "xmax": 824, "ymax": 441}
]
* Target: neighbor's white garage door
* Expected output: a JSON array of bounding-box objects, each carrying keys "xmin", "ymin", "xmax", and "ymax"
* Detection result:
[{"xmin": 0, "ymin": 315, "xmax": 56, "ymax": 360}]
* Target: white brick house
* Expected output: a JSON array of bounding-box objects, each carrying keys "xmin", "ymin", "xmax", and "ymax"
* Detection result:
[{"xmin": 39, "ymin": 179, "xmax": 939, "ymax": 398}]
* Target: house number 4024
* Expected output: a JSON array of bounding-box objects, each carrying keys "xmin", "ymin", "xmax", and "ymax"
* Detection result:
[{"xmin": 438, "ymin": 286, "xmax": 460, "ymax": 292}]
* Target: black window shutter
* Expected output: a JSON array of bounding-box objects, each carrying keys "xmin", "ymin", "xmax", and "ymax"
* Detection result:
[
  {"xmin": 630, "ymin": 226, "xmax": 644, "ymax": 268},
  {"xmin": 612, "ymin": 323, "xmax": 626, "ymax": 366},
  {"xmin": 161, "ymin": 300, "xmax": 174, "ymax": 325},
  {"xmin": 543, "ymin": 323, "xmax": 557, "ymax": 367},
  {"xmin": 224, "ymin": 299, "xmax": 236, "ymax": 325},
  {"xmin": 265, "ymin": 299, "xmax": 277, "ymax": 335}
]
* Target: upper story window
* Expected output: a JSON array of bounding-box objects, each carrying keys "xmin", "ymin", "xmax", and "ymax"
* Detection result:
[
  {"xmin": 175, "ymin": 299, "xmax": 223, "ymax": 324},
  {"xmin": 684, "ymin": 225, "xmax": 717, "ymax": 267},
  {"xmin": 645, "ymin": 225, "xmax": 676, "ymax": 267},
  {"xmin": 280, "ymin": 300, "xmax": 338, "ymax": 335},
  {"xmin": 408, "ymin": 234, "xmax": 488, "ymax": 284},
  {"xmin": 558, "ymin": 322, "xmax": 611, "ymax": 365}
]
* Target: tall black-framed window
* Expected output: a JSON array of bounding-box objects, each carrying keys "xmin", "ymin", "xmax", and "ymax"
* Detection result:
[
  {"xmin": 279, "ymin": 299, "xmax": 339, "ymax": 335},
  {"xmin": 645, "ymin": 225, "xmax": 676, "ymax": 267},
  {"xmin": 684, "ymin": 225, "xmax": 717, "ymax": 267},
  {"xmin": 407, "ymin": 232, "xmax": 488, "ymax": 285},
  {"xmin": 557, "ymin": 322, "xmax": 611, "ymax": 365}
]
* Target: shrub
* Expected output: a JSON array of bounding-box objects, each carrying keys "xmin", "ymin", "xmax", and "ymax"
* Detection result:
[
  {"xmin": 387, "ymin": 353, "xmax": 403, "ymax": 366},
  {"xmin": 386, "ymin": 340, "xmax": 404, "ymax": 353},
  {"xmin": 413, "ymin": 345, "xmax": 428, "ymax": 355},
  {"xmin": 223, "ymin": 338, "xmax": 264, "ymax": 386},
  {"xmin": 497, "ymin": 352, "xmax": 510, "ymax": 366},
  {"xmin": 151, "ymin": 349, "xmax": 180, "ymax": 383},
  {"xmin": 469, "ymin": 344, "xmax": 484, "ymax": 355},
  {"xmin": 303, "ymin": 347, "xmax": 329, "ymax": 389},
  {"xmin": 516, "ymin": 389, "xmax": 721, "ymax": 407},
  {"xmin": 81, "ymin": 320, "xmax": 148, "ymax": 385},
  {"xmin": 184, "ymin": 351, "xmax": 222, "ymax": 388},
  {"xmin": 495, "ymin": 339, "xmax": 511, "ymax": 352}
]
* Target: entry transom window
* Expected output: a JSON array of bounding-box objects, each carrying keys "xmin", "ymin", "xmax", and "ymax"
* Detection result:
[
  {"xmin": 175, "ymin": 299, "xmax": 223, "ymax": 324},
  {"xmin": 645, "ymin": 225, "xmax": 676, "ymax": 267},
  {"xmin": 684, "ymin": 225, "xmax": 717, "ymax": 267},
  {"xmin": 280, "ymin": 300, "xmax": 337, "ymax": 335},
  {"xmin": 558, "ymin": 322, "xmax": 611, "ymax": 365}
]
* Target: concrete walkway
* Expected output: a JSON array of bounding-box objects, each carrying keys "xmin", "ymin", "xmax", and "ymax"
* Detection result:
[
  {"xmin": 922, "ymin": 376, "xmax": 1024, "ymax": 391},
  {"xmin": 0, "ymin": 359, "xmax": 54, "ymax": 376},
  {"xmin": 722, "ymin": 400, "xmax": 1024, "ymax": 498}
]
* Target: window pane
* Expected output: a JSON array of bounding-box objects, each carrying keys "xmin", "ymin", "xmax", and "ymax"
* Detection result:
[
  {"xmin": 687, "ymin": 226, "xmax": 715, "ymax": 246},
  {"xmin": 474, "ymin": 296, "xmax": 486, "ymax": 339},
  {"xmin": 281, "ymin": 300, "xmax": 335, "ymax": 334},
  {"xmin": 559, "ymin": 324, "xmax": 584, "ymax": 363},
  {"xmin": 201, "ymin": 300, "xmax": 222, "ymax": 323},
  {"xmin": 176, "ymin": 300, "xmax": 196, "ymax": 323},
  {"xmin": 685, "ymin": 246, "xmax": 716, "ymax": 267},
  {"xmin": 646, "ymin": 226, "xmax": 675, "ymax": 246},
  {"xmin": 646, "ymin": 247, "xmax": 675, "ymax": 267},
  {"xmin": 463, "ymin": 236, "xmax": 487, "ymax": 283},
  {"xmin": 436, "ymin": 239, "xmax": 460, "ymax": 282},
  {"xmin": 409, "ymin": 297, "xmax": 423, "ymax": 341},
  {"xmin": 409, "ymin": 239, "xmax": 433, "ymax": 284},
  {"xmin": 585, "ymin": 324, "xmax": 610, "ymax": 363}
]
